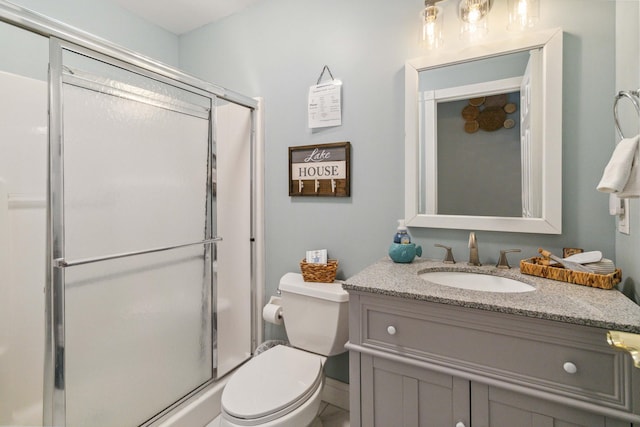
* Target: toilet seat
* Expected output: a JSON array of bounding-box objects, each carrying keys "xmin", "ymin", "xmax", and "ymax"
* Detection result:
[{"xmin": 221, "ymin": 345, "xmax": 324, "ymax": 425}]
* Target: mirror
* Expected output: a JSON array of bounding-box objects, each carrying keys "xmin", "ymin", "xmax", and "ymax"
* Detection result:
[{"xmin": 405, "ymin": 28, "xmax": 562, "ymax": 234}]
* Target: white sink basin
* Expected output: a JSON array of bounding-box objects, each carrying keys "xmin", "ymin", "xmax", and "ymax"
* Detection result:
[{"xmin": 420, "ymin": 271, "xmax": 535, "ymax": 293}]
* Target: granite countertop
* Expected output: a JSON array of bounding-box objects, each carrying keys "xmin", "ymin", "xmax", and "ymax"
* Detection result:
[{"xmin": 343, "ymin": 258, "xmax": 640, "ymax": 334}]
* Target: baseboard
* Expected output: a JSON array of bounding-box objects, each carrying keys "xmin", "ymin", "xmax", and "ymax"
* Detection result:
[{"xmin": 321, "ymin": 378, "xmax": 349, "ymax": 411}]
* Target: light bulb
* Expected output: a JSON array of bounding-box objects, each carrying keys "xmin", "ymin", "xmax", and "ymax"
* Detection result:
[
  {"xmin": 467, "ymin": 5, "xmax": 481, "ymax": 23},
  {"xmin": 421, "ymin": 4, "xmax": 443, "ymax": 49},
  {"xmin": 458, "ymin": 0, "xmax": 492, "ymax": 40},
  {"xmin": 507, "ymin": 0, "xmax": 539, "ymax": 31}
]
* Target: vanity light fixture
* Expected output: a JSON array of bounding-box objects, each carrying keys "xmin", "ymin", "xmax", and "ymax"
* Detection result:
[
  {"xmin": 457, "ymin": 0, "xmax": 493, "ymax": 40},
  {"xmin": 421, "ymin": 0, "xmax": 444, "ymax": 49},
  {"xmin": 507, "ymin": 0, "xmax": 539, "ymax": 31}
]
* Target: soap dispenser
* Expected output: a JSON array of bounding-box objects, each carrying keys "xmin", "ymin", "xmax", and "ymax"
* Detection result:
[
  {"xmin": 393, "ymin": 219, "xmax": 411, "ymax": 244},
  {"xmin": 389, "ymin": 219, "xmax": 422, "ymax": 263}
]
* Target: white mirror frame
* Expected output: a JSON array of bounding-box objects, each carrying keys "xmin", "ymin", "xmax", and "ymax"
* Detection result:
[{"xmin": 405, "ymin": 28, "xmax": 563, "ymax": 234}]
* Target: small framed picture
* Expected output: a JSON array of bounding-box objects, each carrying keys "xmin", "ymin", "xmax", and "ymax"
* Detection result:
[{"xmin": 289, "ymin": 142, "xmax": 350, "ymax": 197}]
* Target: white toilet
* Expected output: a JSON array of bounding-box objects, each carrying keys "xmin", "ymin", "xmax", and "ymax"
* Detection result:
[{"xmin": 219, "ymin": 272, "xmax": 349, "ymax": 427}]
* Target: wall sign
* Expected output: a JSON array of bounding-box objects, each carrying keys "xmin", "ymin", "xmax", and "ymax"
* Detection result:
[
  {"xmin": 308, "ymin": 81, "xmax": 342, "ymax": 129},
  {"xmin": 289, "ymin": 142, "xmax": 350, "ymax": 197},
  {"xmin": 308, "ymin": 65, "xmax": 342, "ymax": 129}
]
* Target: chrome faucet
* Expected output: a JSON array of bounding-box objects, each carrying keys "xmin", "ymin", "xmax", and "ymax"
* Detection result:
[{"xmin": 468, "ymin": 232, "xmax": 481, "ymax": 266}]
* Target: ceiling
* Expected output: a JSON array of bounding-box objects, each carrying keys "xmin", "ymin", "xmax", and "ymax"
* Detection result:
[{"xmin": 110, "ymin": 0, "xmax": 265, "ymax": 35}]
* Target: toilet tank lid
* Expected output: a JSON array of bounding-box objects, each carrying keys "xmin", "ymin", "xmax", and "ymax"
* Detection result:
[{"xmin": 279, "ymin": 272, "xmax": 349, "ymax": 302}]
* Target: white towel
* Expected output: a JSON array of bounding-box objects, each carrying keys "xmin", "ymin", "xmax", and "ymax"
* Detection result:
[
  {"xmin": 597, "ymin": 135, "xmax": 640, "ymax": 194},
  {"xmin": 618, "ymin": 148, "xmax": 640, "ymax": 197}
]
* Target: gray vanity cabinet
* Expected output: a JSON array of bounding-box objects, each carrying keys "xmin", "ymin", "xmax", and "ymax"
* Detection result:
[
  {"xmin": 347, "ymin": 292, "xmax": 640, "ymax": 427},
  {"xmin": 360, "ymin": 354, "xmax": 470, "ymax": 426},
  {"xmin": 471, "ymin": 383, "xmax": 629, "ymax": 427}
]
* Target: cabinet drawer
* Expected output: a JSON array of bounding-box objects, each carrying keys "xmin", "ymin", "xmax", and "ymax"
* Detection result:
[{"xmin": 362, "ymin": 303, "xmax": 629, "ymax": 410}]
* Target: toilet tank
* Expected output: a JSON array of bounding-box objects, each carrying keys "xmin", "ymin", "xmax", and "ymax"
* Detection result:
[{"xmin": 278, "ymin": 272, "xmax": 349, "ymax": 356}]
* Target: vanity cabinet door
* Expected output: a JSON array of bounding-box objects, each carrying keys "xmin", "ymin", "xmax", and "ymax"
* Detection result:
[
  {"xmin": 360, "ymin": 354, "xmax": 470, "ymax": 427},
  {"xmin": 470, "ymin": 382, "xmax": 632, "ymax": 427}
]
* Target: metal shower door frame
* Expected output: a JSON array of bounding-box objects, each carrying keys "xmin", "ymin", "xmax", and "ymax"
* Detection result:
[
  {"xmin": 0, "ymin": 3, "xmax": 261, "ymax": 425},
  {"xmin": 46, "ymin": 38, "xmax": 228, "ymax": 427}
]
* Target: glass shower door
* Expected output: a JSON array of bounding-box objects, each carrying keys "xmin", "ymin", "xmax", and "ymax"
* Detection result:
[{"xmin": 50, "ymin": 42, "xmax": 216, "ymax": 426}]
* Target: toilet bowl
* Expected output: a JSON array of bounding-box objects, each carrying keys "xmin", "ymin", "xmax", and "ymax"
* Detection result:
[
  {"xmin": 219, "ymin": 273, "xmax": 349, "ymax": 427},
  {"xmin": 219, "ymin": 345, "xmax": 325, "ymax": 427}
]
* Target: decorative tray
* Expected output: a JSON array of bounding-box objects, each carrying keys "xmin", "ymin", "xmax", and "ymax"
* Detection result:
[{"xmin": 520, "ymin": 257, "xmax": 621, "ymax": 290}]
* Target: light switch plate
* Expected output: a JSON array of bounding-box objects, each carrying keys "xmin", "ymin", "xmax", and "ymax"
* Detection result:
[{"xmin": 619, "ymin": 198, "xmax": 630, "ymax": 234}]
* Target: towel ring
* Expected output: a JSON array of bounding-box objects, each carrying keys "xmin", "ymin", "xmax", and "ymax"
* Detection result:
[{"xmin": 614, "ymin": 89, "xmax": 640, "ymax": 139}]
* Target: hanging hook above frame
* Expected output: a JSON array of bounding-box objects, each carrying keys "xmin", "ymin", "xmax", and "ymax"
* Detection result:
[
  {"xmin": 316, "ymin": 65, "xmax": 335, "ymax": 85},
  {"xmin": 614, "ymin": 89, "xmax": 640, "ymax": 139}
]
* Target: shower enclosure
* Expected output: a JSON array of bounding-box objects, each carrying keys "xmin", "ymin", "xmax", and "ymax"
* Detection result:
[{"xmin": 0, "ymin": 3, "xmax": 263, "ymax": 426}]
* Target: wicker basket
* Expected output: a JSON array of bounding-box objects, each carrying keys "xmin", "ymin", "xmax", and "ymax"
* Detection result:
[
  {"xmin": 520, "ymin": 257, "xmax": 621, "ymax": 290},
  {"xmin": 300, "ymin": 259, "xmax": 338, "ymax": 283}
]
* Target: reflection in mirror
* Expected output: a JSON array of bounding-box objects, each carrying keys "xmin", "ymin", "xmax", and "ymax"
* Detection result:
[
  {"xmin": 420, "ymin": 50, "xmax": 539, "ymax": 218},
  {"xmin": 405, "ymin": 28, "xmax": 562, "ymax": 234}
]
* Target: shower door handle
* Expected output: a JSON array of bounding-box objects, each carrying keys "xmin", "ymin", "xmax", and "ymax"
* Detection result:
[{"xmin": 54, "ymin": 237, "xmax": 222, "ymax": 268}]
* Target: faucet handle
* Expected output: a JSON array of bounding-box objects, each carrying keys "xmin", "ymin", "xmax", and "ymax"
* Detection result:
[
  {"xmin": 434, "ymin": 244, "xmax": 456, "ymax": 264},
  {"xmin": 496, "ymin": 249, "xmax": 521, "ymax": 269},
  {"xmin": 468, "ymin": 231, "xmax": 477, "ymax": 248}
]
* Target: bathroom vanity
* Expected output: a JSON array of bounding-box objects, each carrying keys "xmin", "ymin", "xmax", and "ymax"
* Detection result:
[{"xmin": 343, "ymin": 259, "xmax": 640, "ymax": 426}]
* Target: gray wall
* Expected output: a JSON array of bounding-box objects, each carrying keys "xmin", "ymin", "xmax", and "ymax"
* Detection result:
[
  {"xmin": 179, "ymin": 0, "xmax": 415, "ymax": 353},
  {"xmin": 6, "ymin": 0, "xmax": 179, "ymax": 67},
  {"xmin": 5, "ymin": 0, "xmax": 638, "ymax": 384},
  {"xmin": 178, "ymin": 0, "xmax": 620, "ymax": 283},
  {"xmin": 436, "ymin": 94, "xmax": 522, "ymax": 218},
  {"xmin": 179, "ymin": 0, "xmax": 629, "ymax": 381},
  {"xmin": 615, "ymin": 2, "xmax": 640, "ymax": 306}
]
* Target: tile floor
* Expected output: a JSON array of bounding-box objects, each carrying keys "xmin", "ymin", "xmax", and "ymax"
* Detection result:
[{"xmin": 317, "ymin": 401, "xmax": 350, "ymax": 427}]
